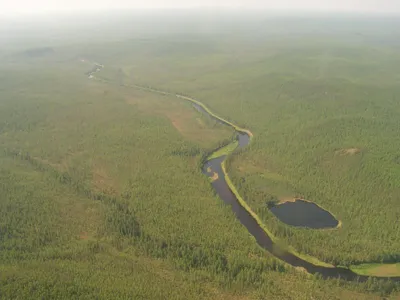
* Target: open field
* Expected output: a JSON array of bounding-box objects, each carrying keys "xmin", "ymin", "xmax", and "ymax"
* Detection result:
[{"xmin": 0, "ymin": 12, "xmax": 399, "ymax": 298}]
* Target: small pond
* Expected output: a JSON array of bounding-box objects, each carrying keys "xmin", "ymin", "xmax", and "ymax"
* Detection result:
[{"xmin": 270, "ymin": 200, "xmax": 339, "ymax": 229}]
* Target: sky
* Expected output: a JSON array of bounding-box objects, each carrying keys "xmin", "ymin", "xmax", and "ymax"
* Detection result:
[{"xmin": 0, "ymin": 0, "xmax": 399, "ymax": 16}]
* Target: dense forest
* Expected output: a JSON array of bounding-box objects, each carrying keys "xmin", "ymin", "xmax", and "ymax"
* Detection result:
[{"xmin": 1, "ymin": 12, "xmax": 399, "ymax": 299}]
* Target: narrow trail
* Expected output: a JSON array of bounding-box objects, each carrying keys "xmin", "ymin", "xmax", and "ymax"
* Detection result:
[{"xmin": 87, "ymin": 63, "xmax": 400, "ymax": 283}]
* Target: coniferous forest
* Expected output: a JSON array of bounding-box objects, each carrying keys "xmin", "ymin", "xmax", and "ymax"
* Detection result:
[{"xmin": 1, "ymin": 12, "xmax": 399, "ymax": 299}]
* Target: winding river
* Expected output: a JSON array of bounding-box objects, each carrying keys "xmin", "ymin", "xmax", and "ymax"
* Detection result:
[{"xmin": 87, "ymin": 63, "xmax": 400, "ymax": 282}]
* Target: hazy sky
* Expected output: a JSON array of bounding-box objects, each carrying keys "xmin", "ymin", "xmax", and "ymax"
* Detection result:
[{"xmin": 1, "ymin": 0, "xmax": 399, "ymax": 15}]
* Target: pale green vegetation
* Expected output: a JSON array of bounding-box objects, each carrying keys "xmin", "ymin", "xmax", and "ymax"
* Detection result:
[
  {"xmin": 350, "ymin": 264, "xmax": 400, "ymax": 278},
  {"xmin": 208, "ymin": 140, "xmax": 239, "ymax": 160},
  {"xmin": 0, "ymin": 12, "xmax": 399, "ymax": 298}
]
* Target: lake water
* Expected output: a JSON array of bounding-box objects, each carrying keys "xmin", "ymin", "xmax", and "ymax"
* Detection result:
[{"xmin": 270, "ymin": 200, "xmax": 339, "ymax": 229}]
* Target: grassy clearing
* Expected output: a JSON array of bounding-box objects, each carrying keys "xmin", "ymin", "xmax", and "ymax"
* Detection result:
[
  {"xmin": 350, "ymin": 264, "xmax": 400, "ymax": 278},
  {"xmin": 125, "ymin": 91, "xmax": 232, "ymax": 148},
  {"xmin": 208, "ymin": 140, "xmax": 239, "ymax": 160}
]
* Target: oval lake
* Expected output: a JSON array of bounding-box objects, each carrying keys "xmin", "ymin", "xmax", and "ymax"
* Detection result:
[{"xmin": 270, "ymin": 200, "xmax": 339, "ymax": 229}]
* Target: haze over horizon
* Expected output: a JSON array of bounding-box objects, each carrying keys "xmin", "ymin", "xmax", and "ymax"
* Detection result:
[{"xmin": 1, "ymin": 0, "xmax": 400, "ymax": 16}]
